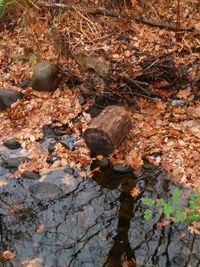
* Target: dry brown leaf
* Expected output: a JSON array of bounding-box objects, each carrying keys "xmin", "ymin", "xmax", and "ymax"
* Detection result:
[
  {"xmin": 177, "ymin": 88, "xmax": 192, "ymax": 100},
  {"xmin": 130, "ymin": 187, "xmax": 140, "ymax": 197}
]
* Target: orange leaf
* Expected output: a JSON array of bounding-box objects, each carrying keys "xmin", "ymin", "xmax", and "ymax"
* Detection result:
[
  {"xmin": 2, "ymin": 250, "xmax": 16, "ymax": 260},
  {"xmin": 36, "ymin": 224, "xmax": 45, "ymax": 233},
  {"xmin": 130, "ymin": 187, "xmax": 140, "ymax": 197},
  {"xmin": 130, "ymin": 0, "xmax": 137, "ymax": 7}
]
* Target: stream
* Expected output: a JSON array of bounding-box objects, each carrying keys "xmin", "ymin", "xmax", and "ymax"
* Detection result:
[{"xmin": 0, "ymin": 133, "xmax": 200, "ymax": 267}]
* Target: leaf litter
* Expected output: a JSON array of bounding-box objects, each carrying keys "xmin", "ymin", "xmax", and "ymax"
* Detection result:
[{"xmin": 0, "ymin": 0, "xmax": 199, "ymax": 192}]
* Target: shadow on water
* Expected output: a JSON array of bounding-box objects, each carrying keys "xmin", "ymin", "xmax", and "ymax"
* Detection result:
[{"xmin": 92, "ymin": 163, "xmax": 137, "ymax": 267}]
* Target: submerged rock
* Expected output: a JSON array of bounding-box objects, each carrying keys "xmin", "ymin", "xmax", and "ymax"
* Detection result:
[
  {"xmin": 0, "ymin": 89, "xmax": 23, "ymax": 111},
  {"xmin": 48, "ymin": 141, "xmax": 56, "ymax": 153},
  {"xmin": 58, "ymin": 134, "xmax": 78, "ymax": 151},
  {"xmin": 1, "ymin": 157, "xmax": 30, "ymax": 169},
  {"xmin": 42, "ymin": 125, "xmax": 54, "ymax": 138},
  {"xmin": 21, "ymin": 171, "xmax": 40, "ymax": 180},
  {"xmin": 46, "ymin": 155, "xmax": 61, "ymax": 164},
  {"xmin": 63, "ymin": 167, "xmax": 74, "ymax": 175},
  {"xmin": 29, "ymin": 182, "xmax": 63, "ymax": 201},
  {"xmin": 3, "ymin": 138, "xmax": 21, "ymax": 149},
  {"xmin": 96, "ymin": 157, "xmax": 110, "ymax": 168},
  {"xmin": 113, "ymin": 164, "xmax": 132, "ymax": 173},
  {"xmin": 31, "ymin": 61, "xmax": 59, "ymax": 91}
]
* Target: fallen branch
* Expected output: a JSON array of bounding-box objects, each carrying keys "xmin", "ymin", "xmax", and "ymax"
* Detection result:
[{"xmin": 36, "ymin": 1, "xmax": 195, "ymax": 32}]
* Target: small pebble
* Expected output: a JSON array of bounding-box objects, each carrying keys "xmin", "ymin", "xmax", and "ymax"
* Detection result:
[
  {"xmin": 96, "ymin": 157, "xmax": 110, "ymax": 168},
  {"xmin": 21, "ymin": 171, "xmax": 40, "ymax": 180},
  {"xmin": 48, "ymin": 141, "xmax": 56, "ymax": 153},
  {"xmin": 42, "ymin": 125, "xmax": 54, "ymax": 138},
  {"xmin": 1, "ymin": 157, "xmax": 30, "ymax": 169},
  {"xmin": 63, "ymin": 167, "xmax": 74, "ymax": 175},
  {"xmin": 46, "ymin": 155, "xmax": 61, "ymax": 164},
  {"xmin": 113, "ymin": 164, "xmax": 132, "ymax": 173},
  {"xmin": 3, "ymin": 138, "xmax": 21, "ymax": 149}
]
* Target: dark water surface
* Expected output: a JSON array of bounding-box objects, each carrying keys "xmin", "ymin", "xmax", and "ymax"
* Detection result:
[{"xmin": 0, "ymin": 142, "xmax": 200, "ymax": 267}]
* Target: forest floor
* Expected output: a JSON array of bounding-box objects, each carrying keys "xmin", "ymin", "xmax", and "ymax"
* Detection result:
[{"xmin": 0, "ymin": 0, "xmax": 199, "ymax": 193}]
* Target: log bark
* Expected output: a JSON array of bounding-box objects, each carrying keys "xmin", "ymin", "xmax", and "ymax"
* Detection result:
[{"xmin": 83, "ymin": 105, "xmax": 132, "ymax": 155}]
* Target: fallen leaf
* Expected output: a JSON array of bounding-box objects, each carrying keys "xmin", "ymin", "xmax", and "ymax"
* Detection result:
[
  {"xmin": 2, "ymin": 250, "xmax": 16, "ymax": 260},
  {"xmin": 36, "ymin": 224, "xmax": 45, "ymax": 233},
  {"xmin": 130, "ymin": 187, "xmax": 140, "ymax": 197},
  {"xmin": 0, "ymin": 179, "xmax": 7, "ymax": 187}
]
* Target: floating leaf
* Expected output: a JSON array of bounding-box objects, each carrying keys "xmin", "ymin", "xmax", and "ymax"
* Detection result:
[{"xmin": 2, "ymin": 250, "xmax": 16, "ymax": 260}]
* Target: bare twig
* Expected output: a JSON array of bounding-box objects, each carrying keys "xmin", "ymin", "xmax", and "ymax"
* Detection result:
[{"xmin": 36, "ymin": 1, "xmax": 196, "ymax": 32}]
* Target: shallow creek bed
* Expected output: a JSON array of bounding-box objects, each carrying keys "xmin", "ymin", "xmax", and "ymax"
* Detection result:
[{"xmin": 0, "ymin": 138, "xmax": 200, "ymax": 267}]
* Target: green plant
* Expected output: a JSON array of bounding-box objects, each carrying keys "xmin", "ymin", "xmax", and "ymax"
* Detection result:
[
  {"xmin": 0, "ymin": 0, "xmax": 7, "ymax": 17},
  {"xmin": 141, "ymin": 188, "xmax": 200, "ymax": 223}
]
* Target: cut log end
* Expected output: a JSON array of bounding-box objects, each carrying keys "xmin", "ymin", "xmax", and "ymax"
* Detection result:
[
  {"xmin": 83, "ymin": 105, "xmax": 132, "ymax": 155},
  {"xmin": 83, "ymin": 128, "xmax": 114, "ymax": 155}
]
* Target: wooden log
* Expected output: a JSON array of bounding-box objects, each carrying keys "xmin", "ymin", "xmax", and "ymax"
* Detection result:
[{"xmin": 83, "ymin": 105, "xmax": 132, "ymax": 155}]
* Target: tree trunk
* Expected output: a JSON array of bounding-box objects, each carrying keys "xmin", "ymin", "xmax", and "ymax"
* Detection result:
[{"xmin": 83, "ymin": 105, "xmax": 132, "ymax": 155}]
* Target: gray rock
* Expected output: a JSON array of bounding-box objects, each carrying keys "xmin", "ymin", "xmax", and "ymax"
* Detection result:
[
  {"xmin": 63, "ymin": 167, "xmax": 74, "ymax": 175},
  {"xmin": 3, "ymin": 138, "xmax": 21, "ymax": 149},
  {"xmin": 29, "ymin": 182, "xmax": 63, "ymax": 201},
  {"xmin": 31, "ymin": 61, "xmax": 59, "ymax": 91},
  {"xmin": 58, "ymin": 134, "xmax": 78, "ymax": 151},
  {"xmin": 96, "ymin": 157, "xmax": 110, "ymax": 168},
  {"xmin": 42, "ymin": 125, "xmax": 54, "ymax": 138},
  {"xmin": 21, "ymin": 171, "xmax": 40, "ymax": 180},
  {"xmin": 1, "ymin": 157, "xmax": 30, "ymax": 169},
  {"xmin": 46, "ymin": 155, "xmax": 61, "ymax": 164},
  {"xmin": 113, "ymin": 164, "xmax": 132, "ymax": 173},
  {"xmin": 48, "ymin": 141, "xmax": 56, "ymax": 153},
  {"xmin": 0, "ymin": 89, "xmax": 23, "ymax": 111}
]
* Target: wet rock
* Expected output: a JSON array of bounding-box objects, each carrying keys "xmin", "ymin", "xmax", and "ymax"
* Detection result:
[
  {"xmin": 19, "ymin": 78, "xmax": 31, "ymax": 89},
  {"xmin": 173, "ymin": 256, "xmax": 185, "ymax": 265},
  {"xmin": 0, "ymin": 89, "xmax": 23, "ymax": 111},
  {"xmin": 58, "ymin": 134, "xmax": 78, "ymax": 151},
  {"xmin": 29, "ymin": 182, "xmax": 63, "ymax": 201},
  {"xmin": 42, "ymin": 125, "xmax": 54, "ymax": 138},
  {"xmin": 113, "ymin": 164, "xmax": 132, "ymax": 173},
  {"xmin": 3, "ymin": 138, "xmax": 21, "ymax": 149},
  {"xmin": 77, "ymin": 94, "xmax": 85, "ymax": 105},
  {"xmin": 21, "ymin": 171, "xmax": 40, "ymax": 180},
  {"xmin": 96, "ymin": 157, "xmax": 110, "ymax": 168},
  {"xmin": 48, "ymin": 141, "xmax": 56, "ymax": 153},
  {"xmin": 31, "ymin": 61, "xmax": 59, "ymax": 91},
  {"xmin": 63, "ymin": 167, "xmax": 74, "ymax": 175},
  {"xmin": 1, "ymin": 157, "xmax": 30, "ymax": 169},
  {"xmin": 46, "ymin": 155, "xmax": 61, "ymax": 164}
]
